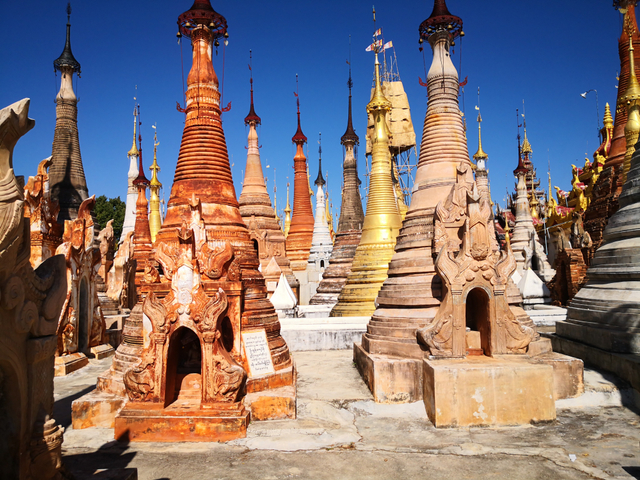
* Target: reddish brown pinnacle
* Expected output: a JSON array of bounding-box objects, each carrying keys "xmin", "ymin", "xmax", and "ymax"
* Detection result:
[
  {"xmin": 285, "ymin": 89, "xmax": 314, "ymax": 270},
  {"xmin": 609, "ymin": 3, "xmax": 640, "ymax": 167}
]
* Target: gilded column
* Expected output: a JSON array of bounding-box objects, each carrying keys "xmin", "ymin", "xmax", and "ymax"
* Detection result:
[
  {"xmin": 148, "ymin": 128, "xmax": 162, "ymax": 243},
  {"xmin": 330, "ymin": 48, "xmax": 402, "ymax": 317}
]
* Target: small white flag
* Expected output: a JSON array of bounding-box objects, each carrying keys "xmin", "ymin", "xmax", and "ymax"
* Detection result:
[
  {"xmin": 373, "ymin": 28, "xmax": 382, "ymax": 37},
  {"xmin": 383, "ymin": 40, "xmax": 393, "ymax": 50}
]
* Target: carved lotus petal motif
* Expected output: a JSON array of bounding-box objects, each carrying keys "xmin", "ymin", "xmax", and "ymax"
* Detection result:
[
  {"xmin": 465, "ymin": 271, "xmax": 475, "ymax": 282},
  {"xmin": 482, "ymin": 271, "xmax": 494, "ymax": 281}
]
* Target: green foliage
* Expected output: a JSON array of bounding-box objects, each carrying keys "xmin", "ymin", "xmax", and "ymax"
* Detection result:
[{"xmin": 94, "ymin": 195, "xmax": 126, "ymax": 240}]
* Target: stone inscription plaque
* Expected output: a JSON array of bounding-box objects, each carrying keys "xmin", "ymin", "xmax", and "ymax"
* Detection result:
[{"xmin": 242, "ymin": 329, "xmax": 275, "ymax": 377}]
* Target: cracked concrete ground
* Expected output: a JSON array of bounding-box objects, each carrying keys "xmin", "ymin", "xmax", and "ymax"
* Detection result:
[{"xmin": 56, "ymin": 350, "xmax": 640, "ymax": 480}]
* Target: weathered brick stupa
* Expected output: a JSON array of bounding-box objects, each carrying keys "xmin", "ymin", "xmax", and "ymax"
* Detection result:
[
  {"xmin": 584, "ymin": 1, "xmax": 640, "ymax": 257},
  {"xmin": 352, "ymin": 0, "xmax": 471, "ymax": 396},
  {"xmin": 310, "ymin": 69, "xmax": 364, "ymax": 306},
  {"xmin": 0, "ymin": 99, "xmax": 69, "ymax": 480},
  {"xmin": 121, "ymin": 108, "xmax": 140, "ymax": 243},
  {"xmin": 285, "ymin": 80, "xmax": 315, "ymax": 287},
  {"xmin": 148, "ymin": 127, "xmax": 163, "ymax": 243},
  {"xmin": 305, "ymin": 136, "xmax": 334, "ymax": 303},
  {"xmin": 557, "ymin": 38, "xmax": 640, "ymax": 359},
  {"xmin": 131, "ymin": 129, "xmax": 152, "ymax": 293},
  {"xmin": 49, "ymin": 4, "xmax": 89, "ymax": 224},
  {"xmin": 238, "ymin": 63, "xmax": 298, "ymax": 299},
  {"xmin": 111, "ymin": 0, "xmax": 295, "ymax": 442},
  {"xmin": 330, "ymin": 45, "xmax": 402, "ymax": 317}
]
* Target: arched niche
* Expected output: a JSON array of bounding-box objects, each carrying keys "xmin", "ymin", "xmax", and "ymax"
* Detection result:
[
  {"xmin": 464, "ymin": 287, "xmax": 492, "ymax": 356},
  {"xmin": 164, "ymin": 326, "xmax": 202, "ymax": 408}
]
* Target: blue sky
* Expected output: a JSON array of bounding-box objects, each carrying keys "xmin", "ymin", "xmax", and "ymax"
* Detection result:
[{"xmin": 0, "ymin": 1, "xmax": 625, "ymax": 221}]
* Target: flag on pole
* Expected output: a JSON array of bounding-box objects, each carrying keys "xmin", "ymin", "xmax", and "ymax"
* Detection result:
[
  {"xmin": 382, "ymin": 41, "xmax": 393, "ymax": 51},
  {"xmin": 373, "ymin": 28, "xmax": 381, "ymax": 37},
  {"xmin": 365, "ymin": 39, "xmax": 383, "ymax": 52}
]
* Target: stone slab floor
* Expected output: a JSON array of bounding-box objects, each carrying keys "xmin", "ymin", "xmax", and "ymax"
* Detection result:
[{"xmin": 55, "ymin": 351, "xmax": 640, "ymax": 480}]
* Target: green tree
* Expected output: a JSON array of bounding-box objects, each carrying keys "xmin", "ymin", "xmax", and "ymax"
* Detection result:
[{"xmin": 94, "ymin": 195, "xmax": 126, "ymax": 240}]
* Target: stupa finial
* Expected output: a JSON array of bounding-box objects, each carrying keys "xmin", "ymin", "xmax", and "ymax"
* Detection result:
[
  {"xmin": 245, "ymin": 50, "xmax": 261, "ymax": 125},
  {"xmin": 315, "ymin": 133, "xmax": 325, "ymax": 187},
  {"xmin": 54, "ymin": 2, "xmax": 81, "ymax": 75}
]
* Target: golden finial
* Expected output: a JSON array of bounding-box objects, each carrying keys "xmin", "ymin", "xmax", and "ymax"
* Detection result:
[
  {"xmin": 127, "ymin": 106, "xmax": 139, "ymax": 157},
  {"xmin": 504, "ymin": 220, "xmax": 511, "ymax": 247},
  {"xmin": 603, "ymin": 102, "xmax": 613, "ymax": 128},
  {"xmin": 367, "ymin": 50, "xmax": 392, "ymax": 117},
  {"xmin": 473, "ymin": 89, "xmax": 488, "ymax": 163},
  {"xmin": 284, "ymin": 182, "xmax": 292, "ymax": 237},
  {"xmin": 149, "ymin": 126, "xmax": 162, "ymax": 188},
  {"xmin": 521, "ymin": 101, "xmax": 532, "ymax": 155},
  {"xmin": 624, "ymin": 38, "xmax": 640, "ymax": 102}
]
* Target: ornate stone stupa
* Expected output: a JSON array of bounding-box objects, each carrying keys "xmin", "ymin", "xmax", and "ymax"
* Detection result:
[
  {"xmin": 131, "ymin": 129, "xmax": 152, "ymax": 292},
  {"xmin": 354, "ymin": 0, "xmax": 472, "ymax": 381},
  {"xmin": 310, "ymin": 68, "xmax": 364, "ymax": 306},
  {"xmin": 285, "ymin": 79, "xmax": 315, "ymax": 279},
  {"xmin": 510, "ymin": 149, "xmax": 555, "ymax": 283},
  {"xmin": 49, "ymin": 4, "xmax": 89, "ymax": 224},
  {"xmin": 238, "ymin": 61, "xmax": 298, "ymax": 299},
  {"xmin": 121, "ymin": 108, "xmax": 140, "ymax": 243},
  {"xmin": 305, "ymin": 135, "xmax": 334, "ymax": 301},
  {"xmin": 330, "ymin": 45, "xmax": 402, "ymax": 317},
  {"xmin": 111, "ymin": 0, "xmax": 295, "ymax": 441}
]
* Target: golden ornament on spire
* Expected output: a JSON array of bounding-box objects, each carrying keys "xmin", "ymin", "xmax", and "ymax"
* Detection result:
[
  {"xmin": 127, "ymin": 107, "xmax": 139, "ymax": 157},
  {"xmin": 473, "ymin": 111, "xmax": 488, "ymax": 162},
  {"xmin": 284, "ymin": 182, "xmax": 292, "ymax": 237},
  {"xmin": 148, "ymin": 127, "xmax": 162, "ymax": 242}
]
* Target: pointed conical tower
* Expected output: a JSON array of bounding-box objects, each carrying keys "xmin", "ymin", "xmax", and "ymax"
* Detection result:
[
  {"xmin": 50, "ymin": 3, "xmax": 89, "ymax": 224},
  {"xmin": 310, "ymin": 66, "xmax": 365, "ymax": 306},
  {"xmin": 285, "ymin": 80, "xmax": 315, "ymax": 277},
  {"xmin": 284, "ymin": 183, "xmax": 292, "ymax": 237},
  {"xmin": 473, "ymin": 106, "xmax": 490, "ymax": 201},
  {"xmin": 148, "ymin": 127, "xmax": 163, "ymax": 243},
  {"xmin": 330, "ymin": 46, "xmax": 402, "ymax": 317},
  {"xmin": 305, "ymin": 135, "xmax": 334, "ymax": 302},
  {"xmin": 354, "ymin": 0, "xmax": 471, "ymax": 397},
  {"xmin": 238, "ymin": 57, "xmax": 299, "ymax": 298},
  {"xmin": 131, "ymin": 116, "xmax": 152, "ymax": 290},
  {"xmin": 121, "ymin": 107, "xmax": 140, "ymax": 243},
  {"xmin": 81, "ymin": 1, "xmax": 294, "ymax": 440}
]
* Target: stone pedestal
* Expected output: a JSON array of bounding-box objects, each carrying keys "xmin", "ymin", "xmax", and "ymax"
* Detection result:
[
  {"xmin": 354, "ymin": 343, "xmax": 423, "ymax": 403},
  {"xmin": 54, "ymin": 352, "xmax": 89, "ymax": 376},
  {"xmin": 89, "ymin": 344, "xmax": 115, "ymax": 359},
  {"xmin": 422, "ymin": 357, "xmax": 556, "ymax": 427},
  {"xmin": 114, "ymin": 404, "xmax": 249, "ymax": 442},
  {"xmin": 72, "ymin": 391, "xmax": 126, "ymax": 429}
]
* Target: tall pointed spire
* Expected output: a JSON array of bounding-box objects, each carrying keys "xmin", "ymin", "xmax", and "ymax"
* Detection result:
[
  {"xmin": 284, "ymin": 182, "xmax": 292, "ymax": 237},
  {"xmin": 623, "ymin": 36, "xmax": 640, "ymax": 181},
  {"xmin": 148, "ymin": 126, "xmax": 163, "ymax": 243},
  {"xmin": 311, "ymin": 54, "xmax": 365, "ymax": 306},
  {"xmin": 286, "ymin": 75, "xmax": 315, "ymax": 275},
  {"xmin": 49, "ymin": 2, "xmax": 88, "ymax": 224},
  {"xmin": 238, "ymin": 55, "xmax": 299, "ymax": 298},
  {"xmin": 330, "ymin": 44, "xmax": 402, "ymax": 317},
  {"xmin": 121, "ymin": 105, "xmax": 140, "ymax": 243},
  {"xmin": 315, "ymin": 133, "xmax": 325, "ymax": 187}
]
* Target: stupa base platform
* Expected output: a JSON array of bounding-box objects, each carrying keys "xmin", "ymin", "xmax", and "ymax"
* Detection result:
[
  {"xmin": 114, "ymin": 403, "xmax": 249, "ymax": 442},
  {"xmin": 423, "ymin": 356, "xmax": 556, "ymax": 427},
  {"xmin": 89, "ymin": 344, "xmax": 116, "ymax": 360},
  {"xmin": 244, "ymin": 384, "xmax": 296, "ymax": 421},
  {"xmin": 297, "ymin": 304, "xmax": 334, "ymax": 318},
  {"xmin": 72, "ymin": 390, "xmax": 126, "ymax": 429},
  {"xmin": 353, "ymin": 342, "xmax": 424, "ymax": 403},
  {"xmin": 547, "ymin": 332, "xmax": 640, "ymax": 394},
  {"xmin": 280, "ymin": 316, "xmax": 368, "ymax": 351},
  {"xmin": 556, "ymin": 320, "xmax": 640, "ymax": 354},
  {"xmin": 525, "ymin": 305, "xmax": 567, "ymax": 327},
  {"xmin": 55, "ymin": 352, "xmax": 89, "ymax": 376}
]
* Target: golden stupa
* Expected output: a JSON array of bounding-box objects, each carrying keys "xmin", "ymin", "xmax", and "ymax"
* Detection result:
[
  {"xmin": 330, "ymin": 49, "xmax": 402, "ymax": 317},
  {"xmin": 148, "ymin": 128, "xmax": 162, "ymax": 243}
]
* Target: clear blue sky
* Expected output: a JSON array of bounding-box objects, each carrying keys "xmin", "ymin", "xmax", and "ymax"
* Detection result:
[{"xmin": 0, "ymin": 1, "xmax": 625, "ymax": 220}]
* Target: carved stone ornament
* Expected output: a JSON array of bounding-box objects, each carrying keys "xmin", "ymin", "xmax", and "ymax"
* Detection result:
[
  {"xmin": 418, "ymin": 171, "xmax": 535, "ymax": 358},
  {"xmin": 0, "ymin": 99, "xmax": 68, "ymax": 480},
  {"xmin": 124, "ymin": 219, "xmax": 246, "ymax": 406}
]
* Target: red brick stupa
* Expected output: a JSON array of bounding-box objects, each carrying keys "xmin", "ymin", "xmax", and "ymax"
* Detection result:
[
  {"xmin": 113, "ymin": 0, "xmax": 295, "ymax": 442},
  {"xmin": 285, "ymin": 80, "xmax": 315, "ymax": 276}
]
